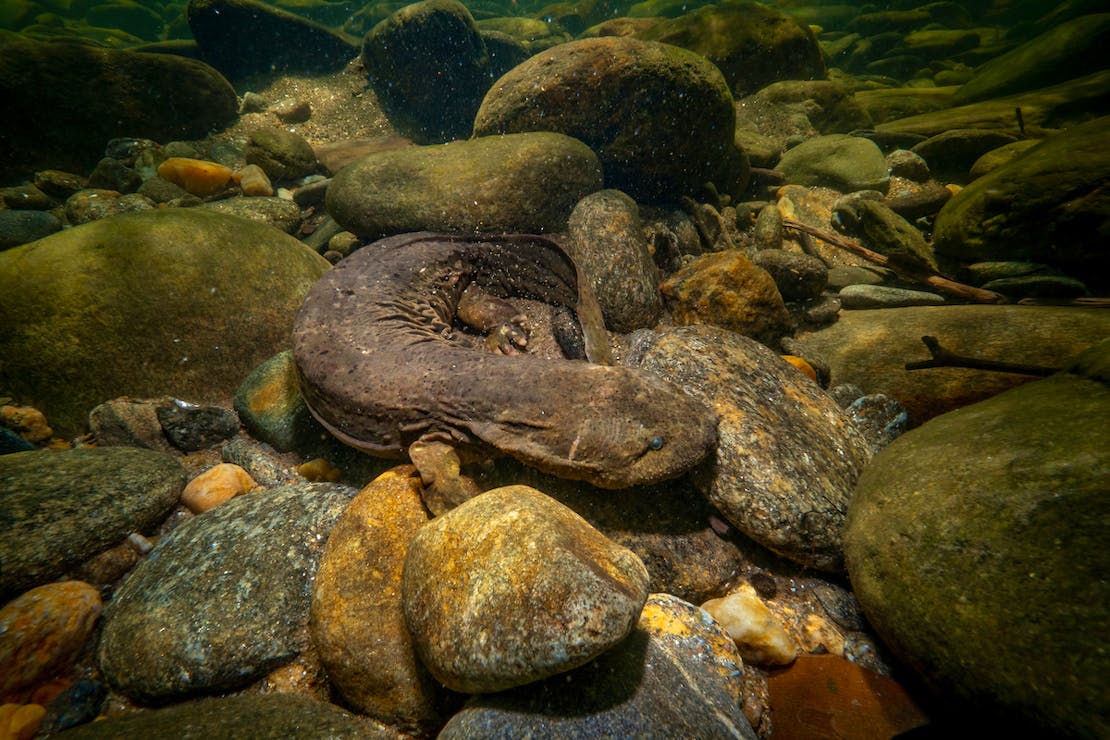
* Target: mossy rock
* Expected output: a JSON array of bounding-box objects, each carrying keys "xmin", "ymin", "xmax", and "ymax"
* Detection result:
[
  {"xmin": 0, "ymin": 209, "xmax": 330, "ymax": 436},
  {"xmin": 845, "ymin": 339, "xmax": 1110, "ymax": 737}
]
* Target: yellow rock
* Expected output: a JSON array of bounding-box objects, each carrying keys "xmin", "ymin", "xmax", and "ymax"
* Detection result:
[
  {"xmin": 5, "ymin": 703, "xmax": 45, "ymax": 740},
  {"xmin": 157, "ymin": 157, "xmax": 234, "ymax": 197},
  {"xmin": 298, "ymin": 457, "xmax": 340, "ymax": 482},
  {"xmin": 0, "ymin": 405, "xmax": 52, "ymax": 444},
  {"xmin": 702, "ymin": 583, "xmax": 798, "ymax": 666},
  {"xmin": 234, "ymin": 164, "xmax": 274, "ymax": 197},
  {"xmin": 180, "ymin": 463, "xmax": 256, "ymax": 513},
  {"xmin": 781, "ymin": 354, "xmax": 818, "ymax": 381}
]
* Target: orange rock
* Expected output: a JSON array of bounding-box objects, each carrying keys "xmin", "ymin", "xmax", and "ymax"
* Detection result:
[
  {"xmin": 156, "ymin": 157, "xmax": 234, "ymax": 197},
  {"xmin": 233, "ymin": 164, "xmax": 274, "ymax": 197},
  {"xmin": 0, "ymin": 582, "xmax": 101, "ymax": 701},
  {"xmin": 180, "ymin": 463, "xmax": 256, "ymax": 513},
  {"xmin": 3, "ymin": 703, "xmax": 45, "ymax": 740},
  {"xmin": 768, "ymin": 654, "xmax": 929, "ymax": 739},
  {"xmin": 0, "ymin": 405, "xmax": 52, "ymax": 443},
  {"xmin": 781, "ymin": 355, "xmax": 817, "ymax": 381},
  {"xmin": 298, "ymin": 457, "xmax": 341, "ymax": 482}
]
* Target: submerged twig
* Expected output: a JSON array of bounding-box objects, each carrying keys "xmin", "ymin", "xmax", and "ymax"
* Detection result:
[{"xmin": 905, "ymin": 335, "xmax": 1059, "ymax": 375}]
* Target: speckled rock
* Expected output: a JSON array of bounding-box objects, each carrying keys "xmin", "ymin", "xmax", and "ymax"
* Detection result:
[
  {"xmin": 310, "ymin": 467, "xmax": 459, "ymax": 734},
  {"xmin": 566, "ymin": 190, "xmax": 662, "ymax": 333},
  {"xmin": 0, "ymin": 581, "xmax": 102, "ymax": 700},
  {"xmin": 932, "ymin": 115, "xmax": 1110, "ymax": 289},
  {"xmin": 402, "ymin": 486, "xmax": 649, "ymax": 693},
  {"xmin": 0, "ymin": 447, "xmax": 184, "ymax": 601},
  {"xmin": 187, "ymin": 0, "xmax": 358, "ymax": 80},
  {"xmin": 201, "ymin": 196, "xmax": 304, "ymax": 234},
  {"xmin": 0, "ymin": 209, "xmax": 330, "ymax": 436},
  {"xmin": 631, "ymin": 326, "xmax": 873, "ymax": 572},
  {"xmin": 845, "ymin": 339, "xmax": 1110, "ymax": 738},
  {"xmin": 88, "ymin": 398, "xmax": 174, "ymax": 453},
  {"xmin": 634, "ymin": 1, "xmax": 824, "ymax": 97},
  {"xmin": 439, "ymin": 593, "xmax": 756, "ymax": 738},
  {"xmin": 778, "ymin": 134, "xmax": 890, "ymax": 194},
  {"xmin": 325, "ymin": 133, "xmax": 602, "ymax": 238},
  {"xmin": 659, "ymin": 249, "xmax": 794, "ymax": 347},
  {"xmin": 362, "ymin": 0, "xmax": 491, "ymax": 143},
  {"xmin": 0, "ymin": 39, "xmax": 237, "ymax": 180},
  {"xmin": 244, "ymin": 128, "xmax": 318, "ymax": 181},
  {"xmin": 839, "ymin": 285, "xmax": 946, "ymax": 309},
  {"xmin": 97, "ymin": 482, "xmax": 357, "ymax": 703},
  {"xmin": 54, "ymin": 694, "xmax": 397, "ymax": 739},
  {"xmin": 473, "ymin": 36, "xmax": 736, "ymax": 201},
  {"xmin": 793, "ymin": 305, "xmax": 1110, "ymax": 425}
]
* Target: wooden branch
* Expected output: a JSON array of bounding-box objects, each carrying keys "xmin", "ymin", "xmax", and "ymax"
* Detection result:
[
  {"xmin": 782, "ymin": 217, "xmax": 1008, "ymax": 305},
  {"xmin": 905, "ymin": 335, "xmax": 1059, "ymax": 375}
]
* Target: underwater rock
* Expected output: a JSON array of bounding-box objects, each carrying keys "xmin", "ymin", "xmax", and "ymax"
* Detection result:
[
  {"xmin": 234, "ymin": 350, "xmax": 324, "ymax": 453},
  {"xmin": 909, "ymin": 128, "xmax": 1018, "ymax": 183},
  {"xmin": 0, "ymin": 39, "xmax": 237, "ymax": 181},
  {"xmin": 566, "ymin": 189, "xmax": 662, "ymax": 333},
  {"xmin": 967, "ymin": 139, "xmax": 1041, "ymax": 180},
  {"xmin": 97, "ymin": 482, "xmax": 356, "ymax": 703},
  {"xmin": 793, "ymin": 305, "xmax": 1110, "ymax": 425},
  {"xmin": 953, "ymin": 13, "xmax": 1110, "ymax": 104},
  {"xmin": 402, "ymin": 486, "xmax": 649, "ymax": 693},
  {"xmin": 64, "ymin": 190, "xmax": 156, "ymax": 225},
  {"xmin": 751, "ymin": 249, "xmax": 829, "ymax": 303},
  {"xmin": 439, "ymin": 593, "xmax": 757, "ymax": 739},
  {"xmin": 310, "ymin": 467, "xmax": 460, "ymax": 735},
  {"xmin": 325, "ymin": 132, "xmax": 602, "ymax": 238},
  {"xmin": 53, "ymin": 694, "xmax": 396, "ymax": 739},
  {"xmin": 186, "ymin": 0, "xmax": 358, "ymax": 80},
  {"xmin": 473, "ymin": 36, "xmax": 735, "ymax": 201},
  {"xmin": 0, "ymin": 447, "xmax": 184, "ymax": 601},
  {"xmin": 660, "ymin": 249, "xmax": 794, "ymax": 348},
  {"xmin": 932, "ymin": 115, "xmax": 1110, "ymax": 289},
  {"xmin": 180, "ymin": 462, "xmax": 256, "ymax": 513},
  {"xmin": 0, "ymin": 210, "xmax": 61, "ymax": 250},
  {"xmin": 632, "ymin": 326, "xmax": 873, "ymax": 572},
  {"xmin": 634, "ymin": 2, "xmax": 825, "ymax": 97},
  {"xmin": 200, "ymin": 195, "xmax": 304, "ymax": 234},
  {"xmin": 701, "ymin": 583, "xmax": 797, "ymax": 667},
  {"xmin": 844, "ymin": 339, "xmax": 1110, "ymax": 737},
  {"xmin": 243, "ymin": 128, "xmax": 318, "ymax": 181},
  {"xmin": 363, "ymin": 0, "xmax": 491, "ymax": 144},
  {"xmin": 834, "ymin": 196, "xmax": 937, "ymax": 271},
  {"xmin": 0, "ymin": 209, "xmax": 330, "ymax": 436},
  {"xmin": 148, "ymin": 156, "xmax": 232, "ymax": 197},
  {"xmin": 0, "ymin": 581, "xmax": 102, "ymax": 701},
  {"xmin": 777, "ymin": 134, "xmax": 890, "ymax": 194}
]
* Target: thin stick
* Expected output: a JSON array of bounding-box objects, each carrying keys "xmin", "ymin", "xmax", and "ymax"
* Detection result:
[
  {"xmin": 782, "ymin": 217, "xmax": 1008, "ymax": 304},
  {"xmin": 905, "ymin": 335, "xmax": 1058, "ymax": 375}
]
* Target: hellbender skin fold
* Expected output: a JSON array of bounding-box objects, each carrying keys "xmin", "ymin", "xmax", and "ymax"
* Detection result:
[{"xmin": 291, "ymin": 232, "xmax": 717, "ymax": 488}]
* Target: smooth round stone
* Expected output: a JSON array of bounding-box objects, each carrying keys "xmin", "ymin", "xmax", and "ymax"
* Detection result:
[
  {"xmin": 0, "ymin": 209, "xmax": 330, "ymax": 436},
  {"xmin": 402, "ymin": 486, "xmax": 649, "ymax": 693},
  {"xmin": 777, "ymin": 134, "xmax": 890, "ymax": 194},
  {"xmin": 243, "ymin": 128, "xmax": 318, "ymax": 181},
  {"xmin": 845, "ymin": 340, "xmax": 1110, "ymax": 737},
  {"xmin": 53, "ymin": 694, "xmax": 397, "ymax": 739},
  {"xmin": 0, "ymin": 581, "xmax": 102, "ymax": 698},
  {"xmin": 632, "ymin": 325, "xmax": 873, "ymax": 572},
  {"xmin": 180, "ymin": 463, "xmax": 256, "ymax": 513},
  {"xmin": 473, "ymin": 36, "xmax": 735, "ymax": 201},
  {"xmin": 439, "ymin": 593, "xmax": 756, "ymax": 738},
  {"xmin": 310, "ymin": 466, "xmax": 459, "ymax": 735},
  {"xmin": 325, "ymin": 132, "xmax": 602, "ymax": 239},
  {"xmin": 97, "ymin": 482, "xmax": 357, "ymax": 703},
  {"xmin": 839, "ymin": 284, "xmax": 946, "ymax": 309},
  {"xmin": 0, "ymin": 210, "xmax": 61, "ymax": 250},
  {"xmin": 566, "ymin": 189, "xmax": 662, "ymax": 333},
  {"xmin": 0, "ymin": 447, "xmax": 185, "ymax": 601}
]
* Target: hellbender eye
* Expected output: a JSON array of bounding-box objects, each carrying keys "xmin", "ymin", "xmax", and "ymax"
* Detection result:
[{"xmin": 649, "ymin": 436, "xmax": 664, "ymax": 451}]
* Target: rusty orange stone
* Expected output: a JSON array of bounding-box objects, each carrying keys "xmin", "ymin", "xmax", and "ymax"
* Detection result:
[
  {"xmin": 780, "ymin": 355, "xmax": 818, "ymax": 381},
  {"xmin": 768, "ymin": 654, "xmax": 930, "ymax": 739},
  {"xmin": 157, "ymin": 157, "xmax": 234, "ymax": 197}
]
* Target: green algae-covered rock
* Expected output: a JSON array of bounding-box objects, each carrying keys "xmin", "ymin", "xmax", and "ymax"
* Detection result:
[
  {"xmin": 0, "ymin": 447, "xmax": 185, "ymax": 601},
  {"xmin": 0, "ymin": 39, "xmax": 237, "ymax": 181},
  {"xmin": 325, "ymin": 132, "xmax": 602, "ymax": 238},
  {"xmin": 844, "ymin": 339, "xmax": 1110, "ymax": 738},
  {"xmin": 0, "ymin": 209, "xmax": 330, "ymax": 436},
  {"xmin": 777, "ymin": 134, "xmax": 890, "ymax": 194},
  {"xmin": 473, "ymin": 36, "xmax": 735, "ymax": 202},
  {"xmin": 635, "ymin": 1, "xmax": 825, "ymax": 97},
  {"xmin": 932, "ymin": 116, "xmax": 1110, "ymax": 288}
]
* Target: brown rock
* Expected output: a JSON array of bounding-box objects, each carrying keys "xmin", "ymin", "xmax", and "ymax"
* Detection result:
[
  {"xmin": 180, "ymin": 463, "xmax": 256, "ymax": 513},
  {"xmin": 402, "ymin": 486, "xmax": 649, "ymax": 693},
  {"xmin": 310, "ymin": 466, "xmax": 459, "ymax": 735},
  {"xmin": 660, "ymin": 249, "xmax": 794, "ymax": 347}
]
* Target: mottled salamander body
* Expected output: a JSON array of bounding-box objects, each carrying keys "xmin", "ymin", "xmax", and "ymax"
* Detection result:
[{"xmin": 292, "ymin": 232, "xmax": 717, "ymax": 488}]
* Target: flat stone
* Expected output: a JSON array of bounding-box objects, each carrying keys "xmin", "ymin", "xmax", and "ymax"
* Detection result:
[
  {"xmin": 0, "ymin": 211, "xmax": 61, "ymax": 250},
  {"xmin": 402, "ymin": 486, "xmax": 649, "ymax": 693},
  {"xmin": 97, "ymin": 482, "xmax": 357, "ymax": 703},
  {"xmin": 439, "ymin": 593, "xmax": 757, "ymax": 738},
  {"xmin": 632, "ymin": 325, "xmax": 873, "ymax": 572},
  {"xmin": 844, "ymin": 339, "xmax": 1110, "ymax": 737},
  {"xmin": 0, "ymin": 447, "xmax": 184, "ymax": 601},
  {"xmin": 839, "ymin": 284, "xmax": 946, "ymax": 309}
]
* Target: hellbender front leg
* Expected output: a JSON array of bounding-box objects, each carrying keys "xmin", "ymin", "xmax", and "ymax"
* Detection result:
[
  {"xmin": 457, "ymin": 283, "xmax": 530, "ymax": 355},
  {"xmin": 408, "ymin": 439, "xmax": 483, "ymax": 516}
]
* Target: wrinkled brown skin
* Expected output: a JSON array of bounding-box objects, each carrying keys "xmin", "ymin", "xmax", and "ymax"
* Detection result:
[{"xmin": 292, "ymin": 232, "xmax": 718, "ymax": 488}]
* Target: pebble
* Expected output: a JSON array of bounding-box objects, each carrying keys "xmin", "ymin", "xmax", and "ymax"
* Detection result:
[
  {"xmin": 845, "ymin": 393, "xmax": 909, "ymax": 452},
  {"xmin": 154, "ymin": 398, "xmax": 240, "ymax": 451},
  {"xmin": 751, "ymin": 248, "xmax": 829, "ymax": 302},
  {"xmin": 777, "ymin": 134, "xmax": 890, "ymax": 194},
  {"xmin": 0, "ymin": 703, "xmax": 45, "ymax": 740},
  {"xmin": 156, "ymin": 157, "xmax": 234, "ymax": 197},
  {"xmin": 64, "ymin": 189, "xmax": 155, "ymax": 225},
  {"xmin": 86, "ymin": 157, "xmax": 141, "ymax": 193},
  {"xmin": 402, "ymin": 486, "xmax": 649, "ymax": 693},
  {"xmin": 88, "ymin": 397, "xmax": 174, "ymax": 452},
  {"xmin": 1, "ymin": 184, "xmax": 56, "ymax": 210},
  {"xmin": 200, "ymin": 195, "xmax": 304, "ymax": 234},
  {"xmin": 0, "ymin": 406, "xmax": 52, "ymax": 444},
  {"xmin": 243, "ymin": 128, "xmax": 318, "ymax": 181},
  {"xmin": 885, "ymin": 148, "xmax": 931, "ymax": 181},
  {"xmin": 38, "ymin": 680, "xmax": 107, "ymax": 735},
  {"xmin": 0, "ymin": 210, "xmax": 62, "ymax": 249},
  {"xmin": 839, "ymin": 284, "xmax": 946, "ymax": 308},
  {"xmin": 702, "ymin": 583, "xmax": 798, "ymax": 666},
  {"xmin": 0, "ymin": 581, "xmax": 102, "ymax": 700},
  {"xmin": 180, "ymin": 463, "xmax": 256, "ymax": 513},
  {"xmin": 233, "ymin": 163, "xmax": 273, "ymax": 196},
  {"xmin": 32, "ymin": 170, "xmax": 88, "ymax": 199}
]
